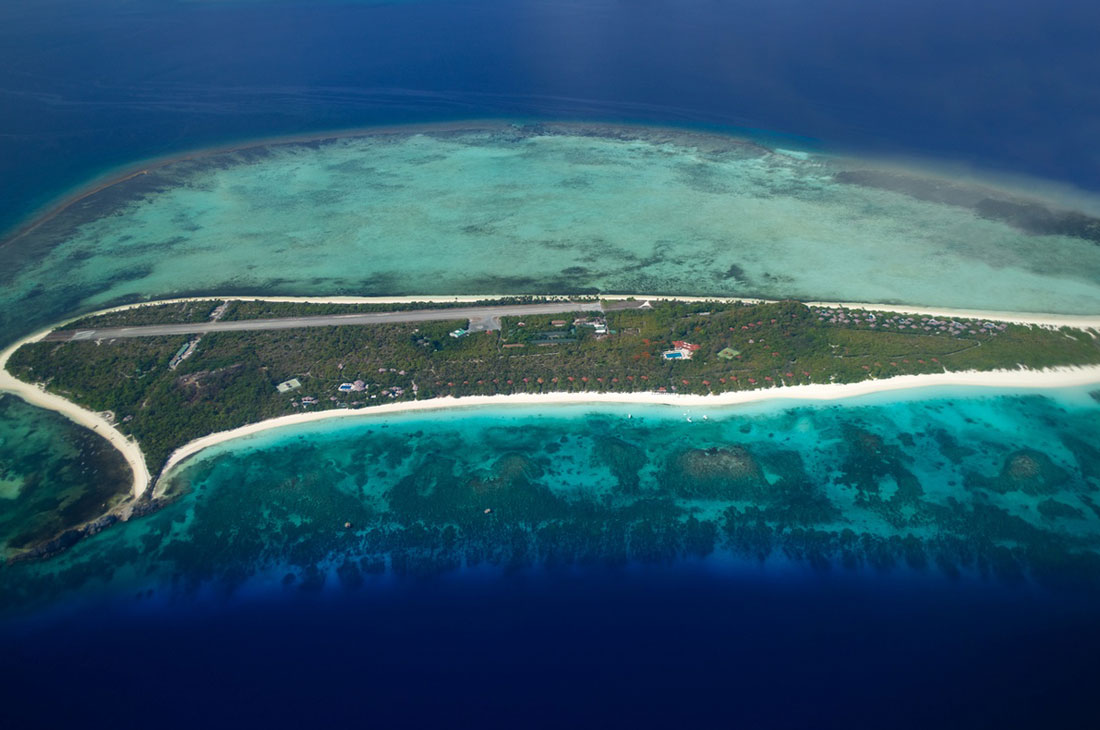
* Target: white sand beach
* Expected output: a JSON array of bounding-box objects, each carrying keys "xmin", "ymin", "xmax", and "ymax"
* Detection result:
[
  {"xmin": 4, "ymin": 294, "xmax": 1100, "ymax": 503},
  {"xmin": 0, "ymin": 329, "xmax": 152, "ymax": 498},
  {"xmin": 153, "ymin": 364, "xmax": 1100, "ymax": 497}
]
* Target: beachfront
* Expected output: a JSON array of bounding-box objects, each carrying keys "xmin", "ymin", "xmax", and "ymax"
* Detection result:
[
  {"xmin": 0, "ymin": 326, "xmax": 151, "ymax": 500},
  {"xmin": 3, "ymin": 294, "xmax": 1100, "ymax": 505},
  {"xmin": 153, "ymin": 364, "xmax": 1100, "ymax": 498}
]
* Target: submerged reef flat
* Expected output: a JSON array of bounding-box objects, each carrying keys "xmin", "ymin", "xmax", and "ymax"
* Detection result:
[
  {"xmin": 4, "ymin": 123, "xmax": 1100, "ymax": 348},
  {"xmin": 3, "ymin": 387, "xmax": 1100, "ymax": 614},
  {"xmin": 833, "ymin": 169, "xmax": 1100, "ymax": 243}
]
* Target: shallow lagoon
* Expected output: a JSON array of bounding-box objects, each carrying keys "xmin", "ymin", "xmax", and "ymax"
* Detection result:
[{"xmin": 6, "ymin": 125, "xmax": 1100, "ymax": 349}]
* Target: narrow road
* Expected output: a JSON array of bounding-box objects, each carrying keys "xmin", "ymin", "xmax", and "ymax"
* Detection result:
[{"xmin": 44, "ymin": 301, "xmax": 620, "ymax": 341}]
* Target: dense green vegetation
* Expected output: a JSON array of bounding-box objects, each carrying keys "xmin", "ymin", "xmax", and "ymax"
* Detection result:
[
  {"xmin": 9, "ymin": 299, "xmax": 1100, "ymax": 473},
  {"xmin": 65, "ymin": 300, "xmax": 226, "ymax": 329}
]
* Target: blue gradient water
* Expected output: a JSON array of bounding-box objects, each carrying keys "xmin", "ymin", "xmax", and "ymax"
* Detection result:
[
  {"xmin": 5, "ymin": 389, "xmax": 1100, "ymax": 725},
  {"xmin": 4, "ymin": 0, "xmax": 1100, "ymax": 726},
  {"xmin": 3, "ymin": 0, "xmax": 1100, "ymax": 236},
  {"xmin": 4, "ymin": 570, "xmax": 1098, "ymax": 729}
]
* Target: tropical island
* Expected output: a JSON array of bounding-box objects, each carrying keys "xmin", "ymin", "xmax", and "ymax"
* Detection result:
[
  {"xmin": 2, "ymin": 293, "xmax": 1099, "ymax": 561},
  {"xmin": 2, "ymin": 123, "xmax": 1099, "ymax": 569}
]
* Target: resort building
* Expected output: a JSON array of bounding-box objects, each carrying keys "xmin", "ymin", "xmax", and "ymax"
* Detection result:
[
  {"xmin": 663, "ymin": 341, "xmax": 700, "ymax": 360},
  {"xmin": 169, "ymin": 338, "xmax": 201, "ymax": 371}
]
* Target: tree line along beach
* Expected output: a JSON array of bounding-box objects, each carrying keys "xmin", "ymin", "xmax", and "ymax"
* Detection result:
[{"xmin": 3, "ymin": 294, "xmax": 1099, "ymax": 561}]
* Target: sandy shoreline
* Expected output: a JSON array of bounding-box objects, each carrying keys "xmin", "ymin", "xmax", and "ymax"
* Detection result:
[
  {"xmin": 153, "ymin": 364, "xmax": 1100, "ymax": 497},
  {"xmin": 0, "ymin": 329, "xmax": 151, "ymax": 498},
  {"xmin": 3, "ymin": 294, "xmax": 1099, "ymax": 504}
]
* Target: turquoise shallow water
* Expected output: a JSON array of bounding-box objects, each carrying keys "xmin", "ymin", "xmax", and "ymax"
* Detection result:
[
  {"xmin": 5, "ymin": 384, "xmax": 1099, "ymax": 615},
  {"xmin": 5, "ymin": 126, "xmax": 1100, "ymax": 350}
]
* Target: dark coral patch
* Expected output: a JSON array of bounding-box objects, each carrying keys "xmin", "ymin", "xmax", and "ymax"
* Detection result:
[
  {"xmin": 663, "ymin": 446, "xmax": 767, "ymax": 500},
  {"xmin": 966, "ymin": 449, "xmax": 1071, "ymax": 496}
]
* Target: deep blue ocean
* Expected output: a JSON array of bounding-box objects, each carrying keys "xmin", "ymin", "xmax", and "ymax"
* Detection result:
[
  {"xmin": 4, "ymin": 1, "xmax": 1100, "ymax": 727},
  {"xmin": 4, "ymin": 570, "xmax": 1100, "ymax": 729}
]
